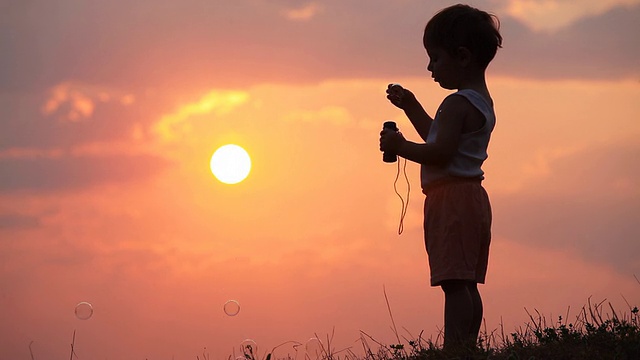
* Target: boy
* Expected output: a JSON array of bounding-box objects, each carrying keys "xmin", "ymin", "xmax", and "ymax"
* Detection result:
[{"xmin": 379, "ymin": 4, "xmax": 502, "ymax": 353}]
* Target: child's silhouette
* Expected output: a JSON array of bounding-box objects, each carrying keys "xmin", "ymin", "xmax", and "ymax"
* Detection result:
[{"xmin": 379, "ymin": 4, "xmax": 502, "ymax": 354}]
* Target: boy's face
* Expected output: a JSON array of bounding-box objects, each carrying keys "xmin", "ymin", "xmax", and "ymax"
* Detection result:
[{"xmin": 425, "ymin": 46, "xmax": 461, "ymax": 90}]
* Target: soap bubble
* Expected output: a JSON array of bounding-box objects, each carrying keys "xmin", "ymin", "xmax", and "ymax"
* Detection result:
[
  {"xmin": 74, "ymin": 302, "xmax": 93, "ymax": 320},
  {"xmin": 224, "ymin": 300, "xmax": 241, "ymax": 316},
  {"xmin": 306, "ymin": 337, "xmax": 323, "ymax": 359},
  {"xmin": 240, "ymin": 339, "xmax": 258, "ymax": 358}
]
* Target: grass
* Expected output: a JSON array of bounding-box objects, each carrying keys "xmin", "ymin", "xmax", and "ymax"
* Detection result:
[
  {"xmin": 38, "ymin": 293, "xmax": 638, "ymax": 360},
  {"xmin": 233, "ymin": 297, "xmax": 640, "ymax": 360}
]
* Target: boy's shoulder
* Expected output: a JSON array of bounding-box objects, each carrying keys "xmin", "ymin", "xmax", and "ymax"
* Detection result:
[
  {"xmin": 440, "ymin": 90, "xmax": 493, "ymax": 132},
  {"xmin": 443, "ymin": 89, "xmax": 493, "ymax": 114},
  {"xmin": 439, "ymin": 91, "xmax": 477, "ymax": 116},
  {"xmin": 450, "ymin": 89, "xmax": 492, "ymax": 106}
]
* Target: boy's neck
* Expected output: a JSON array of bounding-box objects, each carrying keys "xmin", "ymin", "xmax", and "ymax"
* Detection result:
[
  {"xmin": 458, "ymin": 71, "xmax": 487, "ymax": 91},
  {"xmin": 458, "ymin": 71, "xmax": 492, "ymax": 104}
]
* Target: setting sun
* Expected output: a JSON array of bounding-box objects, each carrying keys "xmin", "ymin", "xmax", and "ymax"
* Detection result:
[{"xmin": 210, "ymin": 144, "xmax": 251, "ymax": 184}]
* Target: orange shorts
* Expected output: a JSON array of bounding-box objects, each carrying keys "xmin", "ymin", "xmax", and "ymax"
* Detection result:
[{"xmin": 423, "ymin": 178, "xmax": 492, "ymax": 286}]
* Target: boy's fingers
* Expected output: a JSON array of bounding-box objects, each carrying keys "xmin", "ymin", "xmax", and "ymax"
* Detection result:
[
  {"xmin": 380, "ymin": 137, "xmax": 390, "ymax": 151},
  {"xmin": 387, "ymin": 83, "xmax": 403, "ymax": 95},
  {"xmin": 387, "ymin": 86, "xmax": 405, "ymax": 102},
  {"xmin": 389, "ymin": 83, "xmax": 403, "ymax": 93}
]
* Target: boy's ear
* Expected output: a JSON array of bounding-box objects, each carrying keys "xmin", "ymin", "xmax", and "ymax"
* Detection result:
[{"xmin": 456, "ymin": 47, "xmax": 472, "ymax": 67}]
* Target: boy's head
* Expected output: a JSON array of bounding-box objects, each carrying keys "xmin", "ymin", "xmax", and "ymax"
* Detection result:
[{"xmin": 423, "ymin": 4, "xmax": 502, "ymax": 69}]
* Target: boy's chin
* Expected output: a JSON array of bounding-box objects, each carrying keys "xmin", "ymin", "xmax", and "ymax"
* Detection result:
[
  {"xmin": 433, "ymin": 78, "xmax": 456, "ymax": 90},
  {"xmin": 438, "ymin": 82, "xmax": 457, "ymax": 90}
]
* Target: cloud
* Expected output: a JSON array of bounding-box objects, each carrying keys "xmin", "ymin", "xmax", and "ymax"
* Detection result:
[
  {"xmin": 501, "ymin": 0, "xmax": 640, "ymax": 32},
  {"xmin": 42, "ymin": 83, "xmax": 95, "ymax": 122},
  {"xmin": 152, "ymin": 90, "xmax": 249, "ymax": 141},
  {"xmin": 0, "ymin": 153, "xmax": 171, "ymax": 193},
  {"xmin": 492, "ymin": 4, "xmax": 640, "ymax": 80},
  {"xmin": 492, "ymin": 139, "xmax": 640, "ymax": 275},
  {"xmin": 281, "ymin": 2, "xmax": 323, "ymax": 21},
  {"xmin": 41, "ymin": 82, "xmax": 135, "ymax": 122},
  {"xmin": 0, "ymin": 213, "xmax": 41, "ymax": 230},
  {"xmin": 1, "ymin": 88, "xmax": 142, "ymax": 151},
  {"xmin": 3, "ymin": 0, "xmax": 637, "ymax": 93}
]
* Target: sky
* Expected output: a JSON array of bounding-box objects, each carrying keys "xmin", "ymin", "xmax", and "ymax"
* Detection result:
[{"xmin": 1, "ymin": 0, "xmax": 639, "ymax": 359}]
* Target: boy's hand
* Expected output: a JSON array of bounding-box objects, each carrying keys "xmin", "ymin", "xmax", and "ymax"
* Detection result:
[
  {"xmin": 379, "ymin": 128, "xmax": 406, "ymax": 153},
  {"xmin": 386, "ymin": 83, "xmax": 416, "ymax": 110}
]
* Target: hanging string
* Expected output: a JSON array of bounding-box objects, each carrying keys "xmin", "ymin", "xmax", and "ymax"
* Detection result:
[{"xmin": 392, "ymin": 157, "xmax": 410, "ymax": 234}]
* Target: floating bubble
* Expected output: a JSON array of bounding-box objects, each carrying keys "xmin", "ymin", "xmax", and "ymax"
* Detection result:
[
  {"xmin": 306, "ymin": 337, "xmax": 323, "ymax": 359},
  {"xmin": 224, "ymin": 300, "xmax": 241, "ymax": 316},
  {"xmin": 240, "ymin": 339, "xmax": 258, "ymax": 358},
  {"xmin": 74, "ymin": 301, "xmax": 93, "ymax": 320}
]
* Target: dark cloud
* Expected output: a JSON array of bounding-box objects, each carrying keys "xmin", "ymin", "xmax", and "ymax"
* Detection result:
[
  {"xmin": 2, "ymin": 1, "xmax": 637, "ymax": 92},
  {"xmin": 492, "ymin": 5, "xmax": 640, "ymax": 80},
  {"xmin": 492, "ymin": 140, "xmax": 640, "ymax": 275},
  {"xmin": 0, "ymin": 153, "xmax": 171, "ymax": 193},
  {"xmin": 0, "ymin": 83, "xmax": 177, "ymax": 151},
  {"xmin": 1, "ymin": 95, "xmax": 128, "ymax": 150},
  {"xmin": 0, "ymin": 213, "xmax": 41, "ymax": 230}
]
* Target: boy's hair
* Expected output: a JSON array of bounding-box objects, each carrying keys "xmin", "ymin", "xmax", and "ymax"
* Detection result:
[{"xmin": 423, "ymin": 4, "xmax": 502, "ymax": 69}]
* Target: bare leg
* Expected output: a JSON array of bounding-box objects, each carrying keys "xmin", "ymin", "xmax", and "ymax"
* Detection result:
[
  {"xmin": 467, "ymin": 282, "xmax": 483, "ymax": 345},
  {"xmin": 441, "ymin": 280, "xmax": 474, "ymax": 351}
]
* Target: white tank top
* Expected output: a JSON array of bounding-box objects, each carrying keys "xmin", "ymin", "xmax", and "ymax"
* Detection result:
[{"xmin": 420, "ymin": 89, "xmax": 496, "ymax": 191}]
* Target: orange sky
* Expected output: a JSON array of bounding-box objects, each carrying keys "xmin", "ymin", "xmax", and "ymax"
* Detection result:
[{"xmin": 2, "ymin": 1, "xmax": 640, "ymax": 359}]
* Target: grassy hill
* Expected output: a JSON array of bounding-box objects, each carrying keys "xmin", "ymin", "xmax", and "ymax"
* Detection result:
[{"xmin": 233, "ymin": 298, "xmax": 639, "ymax": 360}]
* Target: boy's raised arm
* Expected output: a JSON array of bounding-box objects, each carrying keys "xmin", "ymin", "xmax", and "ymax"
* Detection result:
[
  {"xmin": 386, "ymin": 84, "xmax": 432, "ymax": 141},
  {"xmin": 383, "ymin": 95, "xmax": 468, "ymax": 166}
]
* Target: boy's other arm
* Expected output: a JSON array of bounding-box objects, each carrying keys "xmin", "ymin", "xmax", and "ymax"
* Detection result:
[
  {"xmin": 395, "ymin": 95, "xmax": 468, "ymax": 166},
  {"xmin": 403, "ymin": 102, "xmax": 432, "ymax": 142}
]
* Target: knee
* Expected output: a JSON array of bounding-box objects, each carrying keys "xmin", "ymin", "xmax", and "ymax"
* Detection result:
[{"xmin": 441, "ymin": 279, "xmax": 471, "ymax": 294}]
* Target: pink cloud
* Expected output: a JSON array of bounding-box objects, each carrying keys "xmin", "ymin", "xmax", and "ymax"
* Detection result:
[
  {"xmin": 2, "ymin": 1, "xmax": 637, "ymax": 93},
  {"xmin": 0, "ymin": 153, "xmax": 171, "ymax": 193},
  {"xmin": 281, "ymin": 3, "xmax": 323, "ymax": 21},
  {"xmin": 492, "ymin": 139, "xmax": 640, "ymax": 274}
]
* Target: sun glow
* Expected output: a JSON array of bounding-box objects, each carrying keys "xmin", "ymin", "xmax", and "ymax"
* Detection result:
[{"xmin": 210, "ymin": 144, "xmax": 251, "ymax": 184}]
